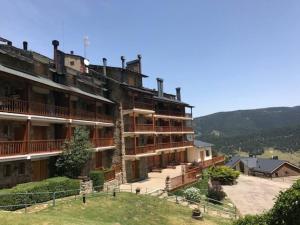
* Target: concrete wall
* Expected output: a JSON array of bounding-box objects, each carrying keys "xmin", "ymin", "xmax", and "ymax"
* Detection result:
[{"xmin": 187, "ymin": 147, "xmax": 212, "ymax": 163}]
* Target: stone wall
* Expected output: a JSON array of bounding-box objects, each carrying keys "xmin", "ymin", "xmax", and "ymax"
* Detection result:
[
  {"xmin": 0, "ymin": 160, "xmax": 31, "ymax": 188},
  {"xmin": 138, "ymin": 157, "xmax": 148, "ymax": 180}
]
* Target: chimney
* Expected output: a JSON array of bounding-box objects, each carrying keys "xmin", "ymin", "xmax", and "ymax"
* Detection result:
[
  {"xmin": 102, "ymin": 58, "xmax": 107, "ymax": 76},
  {"xmin": 137, "ymin": 54, "xmax": 142, "ymax": 74},
  {"xmin": 23, "ymin": 41, "xmax": 28, "ymax": 51},
  {"xmin": 7, "ymin": 41, "xmax": 12, "ymax": 46},
  {"xmin": 70, "ymin": 50, "xmax": 74, "ymax": 55},
  {"xmin": 52, "ymin": 40, "xmax": 59, "ymax": 68},
  {"xmin": 176, "ymin": 87, "xmax": 181, "ymax": 101},
  {"xmin": 121, "ymin": 56, "xmax": 125, "ymax": 69},
  {"xmin": 157, "ymin": 78, "xmax": 164, "ymax": 97}
]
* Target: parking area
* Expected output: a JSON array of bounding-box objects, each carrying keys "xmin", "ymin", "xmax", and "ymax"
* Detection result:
[{"xmin": 222, "ymin": 174, "xmax": 299, "ymax": 215}]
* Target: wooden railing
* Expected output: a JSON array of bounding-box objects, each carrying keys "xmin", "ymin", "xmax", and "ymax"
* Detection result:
[
  {"xmin": 0, "ymin": 141, "xmax": 25, "ymax": 156},
  {"xmin": 156, "ymin": 109, "xmax": 185, "ymax": 117},
  {"xmin": 125, "ymin": 144, "xmax": 156, "ymax": 155},
  {"xmin": 123, "ymin": 101, "xmax": 154, "ymax": 111},
  {"xmin": 28, "ymin": 139, "xmax": 65, "ymax": 154},
  {"xmin": 135, "ymin": 124, "xmax": 154, "ymax": 132},
  {"xmin": 0, "ymin": 140, "xmax": 64, "ymax": 156},
  {"xmin": 0, "ymin": 97, "xmax": 113, "ymax": 123},
  {"xmin": 92, "ymin": 138, "xmax": 114, "ymax": 147},
  {"xmin": 155, "ymin": 126, "xmax": 170, "ymax": 132},
  {"xmin": 125, "ymin": 140, "xmax": 194, "ymax": 155},
  {"xmin": 0, "ymin": 97, "xmax": 28, "ymax": 114},
  {"xmin": 199, "ymin": 156, "xmax": 225, "ymax": 168},
  {"xmin": 169, "ymin": 169, "xmax": 198, "ymax": 190},
  {"xmin": 30, "ymin": 102, "xmax": 69, "ymax": 118}
]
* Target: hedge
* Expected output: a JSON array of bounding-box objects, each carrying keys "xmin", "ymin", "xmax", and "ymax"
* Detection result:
[
  {"xmin": 89, "ymin": 170, "xmax": 104, "ymax": 191},
  {"xmin": 0, "ymin": 177, "xmax": 80, "ymax": 211}
]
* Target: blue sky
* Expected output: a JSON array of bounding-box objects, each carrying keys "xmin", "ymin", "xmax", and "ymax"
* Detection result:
[{"xmin": 1, "ymin": 0, "xmax": 300, "ymax": 117}]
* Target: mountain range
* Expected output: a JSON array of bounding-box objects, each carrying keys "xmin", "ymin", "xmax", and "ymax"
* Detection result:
[{"xmin": 193, "ymin": 106, "xmax": 300, "ymax": 154}]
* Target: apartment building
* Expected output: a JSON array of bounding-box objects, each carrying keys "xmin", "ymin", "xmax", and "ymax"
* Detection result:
[
  {"xmin": 0, "ymin": 39, "xmax": 116, "ymax": 188},
  {"xmin": 91, "ymin": 56, "xmax": 194, "ymax": 182},
  {"xmin": 0, "ymin": 37, "xmax": 198, "ymax": 187}
]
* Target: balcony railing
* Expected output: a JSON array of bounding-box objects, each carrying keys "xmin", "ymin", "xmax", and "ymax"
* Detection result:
[
  {"xmin": 125, "ymin": 140, "xmax": 193, "ymax": 155},
  {"xmin": 0, "ymin": 97, "xmax": 113, "ymax": 123},
  {"xmin": 156, "ymin": 109, "xmax": 185, "ymax": 117},
  {"xmin": 123, "ymin": 101, "xmax": 154, "ymax": 111},
  {"xmin": 125, "ymin": 144, "xmax": 156, "ymax": 155},
  {"xmin": 28, "ymin": 139, "xmax": 65, "ymax": 154},
  {"xmin": 0, "ymin": 139, "xmax": 65, "ymax": 157},
  {"xmin": 125, "ymin": 124, "xmax": 154, "ymax": 132},
  {"xmin": 155, "ymin": 126, "xmax": 170, "ymax": 132},
  {"xmin": 199, "ymin": 156, "xmax": 225, "ymax": 168},
  {"xmin": 92, "ymin": 138, "xmax": 114, "ymax": 148}
]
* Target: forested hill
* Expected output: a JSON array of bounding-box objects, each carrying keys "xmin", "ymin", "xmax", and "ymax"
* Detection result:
[
  {"xmin": 193, "ymin": 106, "xmax": 300, "ymax": 154},
  {"xmin": 193, "ymin": 106, "xmax": 300, "ymax": 137}
]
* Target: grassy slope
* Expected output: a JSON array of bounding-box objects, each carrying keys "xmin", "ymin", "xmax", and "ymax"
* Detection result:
[
  {"xmin": 238, "ymin": 148, "xmax": 300, "ymax": 166},
  {"xmin": 0, "ymin": 192, "xmax": 231, "ymax": 225}
]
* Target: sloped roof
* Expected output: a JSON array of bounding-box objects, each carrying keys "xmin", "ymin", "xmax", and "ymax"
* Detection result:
[
  {"xmin": 194, "ymin": 140, "xmax": 214, "ymax": 148},
  {"xmin": 226, "ymin": 156, "xmax": 300, "ymax": 173}
]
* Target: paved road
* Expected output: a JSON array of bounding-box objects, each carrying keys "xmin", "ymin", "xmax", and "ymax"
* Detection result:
[{"xmin": 222, "ymin": 175, "xmax": 299, "ymax": 215}]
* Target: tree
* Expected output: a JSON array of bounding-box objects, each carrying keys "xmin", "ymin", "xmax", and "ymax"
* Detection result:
[
  {"xmin": 56, "ymin": 127, "xmax": 92, "ymax": 178},
  {"xmin": 208, "ymin": 166, "xmax": 240, "ymax": 185}
]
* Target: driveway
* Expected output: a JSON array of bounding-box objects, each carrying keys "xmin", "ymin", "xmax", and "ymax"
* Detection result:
[
  {"xmin": 120, "ymin": 165, "xmax": 184, "ymax": 193},
  {"xmin": 222, "ymin": 174, "xmax": 299, "ymax": 215}
]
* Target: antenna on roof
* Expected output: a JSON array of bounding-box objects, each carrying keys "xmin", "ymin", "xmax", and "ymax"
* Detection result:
[{"xmin": 83, "ymin": 36, "xmax": 89, "ymax": 58}]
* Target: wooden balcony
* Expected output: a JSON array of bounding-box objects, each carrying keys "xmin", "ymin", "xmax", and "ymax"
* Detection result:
[
  {"xmin": 199, "ymin": 155, "xmax": 225, "ymax": 168},
  {"xmin": 125, "ymin": 141, "xmax": 193, "ymax": 155},
  {"xmin": 125, "ymin": 144, "xmax": 156, "ymax": 155},
  {"xmin": 123, "ymin": 101, "xmax": 154, "ymax": 111},
  {"xmin": 0, "ymin": 139, "xmax": 65, "ymax": 157},
  {"xmin": 0, "ymin": 97, "xmax": 113, "ymax": 123},
  {"xmin": 125, "ymin": 124, "xmax": 154, "ymax": 132},
  {"xmin": 155, "ymin": 126, "xmax": 170, "ymax": 132},
  {"xmin": 92, "ymin": 138, "xmax": 114, "ymax": 148},
  {"xmin": 156, "ymin": 109, "xmax": 185, "ymax": 117}
]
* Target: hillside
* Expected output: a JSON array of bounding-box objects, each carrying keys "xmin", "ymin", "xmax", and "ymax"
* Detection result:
[
  {"xmin": 194, "ymin": 106, "xmax": 300, "ymax": 155},
  {"xmin": 194, "ymin": 106, "xmax": 300, "ymax": 137}
]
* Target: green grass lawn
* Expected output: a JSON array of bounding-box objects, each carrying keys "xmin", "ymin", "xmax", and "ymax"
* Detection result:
[{"xmin": 0, "ymin": 192, "xmax": 232, "ymax": 225}]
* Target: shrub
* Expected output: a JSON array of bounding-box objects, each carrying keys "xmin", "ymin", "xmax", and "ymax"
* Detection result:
[
  {"xmin": 207, "ymin": 180, "xmax": 226, "ymax": 202},
  {"xmin": 56, "ymin": 127, "xmax": 92, "ymax": 178},
  {"xmin": 267, "ymin": 179, "xmax": 300, "ymax": 225},
  {"xmin": 208, "ymin": 166, "xmax": 240, "ymax": 185},
  {"xmin": 0, "ymin": 177, "xmax": 79, "ymax": 211},
  {"xmin": 89, "ymin": 170, "xmax": 105, "ymax": 191},
  {"xmin": 233, "ymin": 214, "xmax": 269, "ymax": 225},
  {"xmin": 183, "ymin": 187, "xmax": 201, "ymax": 203}
]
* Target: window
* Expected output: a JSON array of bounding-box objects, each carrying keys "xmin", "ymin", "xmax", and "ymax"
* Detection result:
[
  {"xmin": 4, "ymin": 164, "xmax": 12, "ymax": 177},
  {"xmin": 18, "ymin": 162, "xmax": 25, "ymax": 175},
  {"xmin": 70, "ymin": 61, "xmax": 75, "ymax": 66},
  {"xmin": 205, "ymin": 149, "xmax": 210, "ymax": 157}
]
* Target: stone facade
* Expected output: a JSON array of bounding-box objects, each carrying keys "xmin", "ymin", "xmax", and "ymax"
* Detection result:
[{"xmin": 0, "ymin": 160, "xmax": 31, "ymax": 188}]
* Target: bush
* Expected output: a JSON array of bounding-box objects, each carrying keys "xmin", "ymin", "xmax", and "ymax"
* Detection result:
[
  {"xmin": 233, "ymin": 214, "xmax": 269, "ymax": 225},
  {"xmin": 267, "ymin": 179, "xmax": 300, "ymax": 225},
  {"xmin": 183, "ymin": 187, "xmax": 201, "ymax": 203},
  {"xmin": 0, "ymin": 177, "xmax": 79, "ymax": 211},
  {"xmin": 89, "ymin": 170, "xmax": 105, "ymax": 191},
  {"xmin": 207, "ymin": 183, "xmax": 226, "ymax": 202},
  {"xmin": 208, "ymin": 166, "xmax": 240, "ymax": 185}
]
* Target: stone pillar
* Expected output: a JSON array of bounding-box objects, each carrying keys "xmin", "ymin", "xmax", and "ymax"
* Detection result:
[
  {"xmin": 119, "ymin": 104, "xmax": 127, "ymax": 183},
  {"xmin": 165, "ymin": 176, "xmax": 171, "ymax": 192}
]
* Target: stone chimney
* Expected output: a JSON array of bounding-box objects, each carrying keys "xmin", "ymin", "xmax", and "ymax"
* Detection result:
[
  {"xmin": 137, "ymin": 54, "xmax": 142, "ymax": 74},
  {"xmin": 23, "ymin": 41, "xmax": 28, "ymax": 51},
  {"xmin": 102, "ymin": 58, "xmax": 107, "ymax": 76},
  {"xmin": 157, "ymin": 78, "xmax": 164, "ymax": 97},
  {"xmin": 70, "ymin": 50, "xmax": 74, "ymax": 55},
  {"xmin": 176, "ymin": 87, "xmax": 181, "ymax": 101},
  {"xmin": 121, "ymin": 56, "xmax": 126, "ymax": 69},
  {"xmin": 52, "ymin": 40, "xmax": 59, "ymax": 68}
]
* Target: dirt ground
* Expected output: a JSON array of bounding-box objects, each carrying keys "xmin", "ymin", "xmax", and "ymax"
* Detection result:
[{"xmin": 222, "ymin": 174, "xmax": 300, "ymax": 215}]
